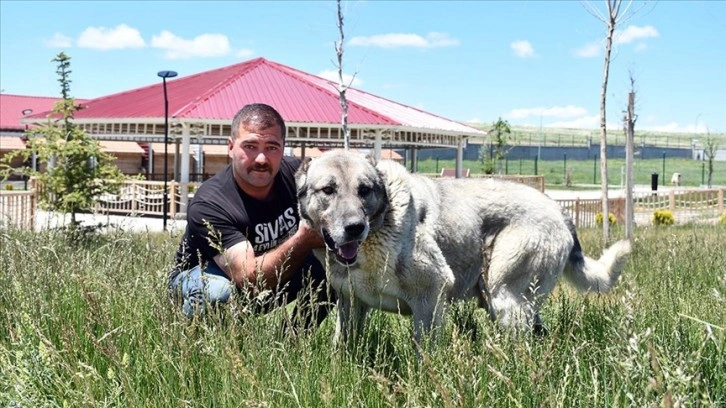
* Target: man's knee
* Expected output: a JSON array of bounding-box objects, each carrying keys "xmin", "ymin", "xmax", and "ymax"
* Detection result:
[{"xmin": 169, "ymin": 264, "xmax": 234, "ymax": 317}]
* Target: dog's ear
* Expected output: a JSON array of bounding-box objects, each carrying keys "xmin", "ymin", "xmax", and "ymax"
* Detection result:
[{"xmin": 295, "ymin": 157, "xmax": 313, "ymax": 189}]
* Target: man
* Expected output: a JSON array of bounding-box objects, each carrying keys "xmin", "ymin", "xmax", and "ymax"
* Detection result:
[{"xmin": 169, "ymin": 103, "xmax": 332, "ymax": 329}]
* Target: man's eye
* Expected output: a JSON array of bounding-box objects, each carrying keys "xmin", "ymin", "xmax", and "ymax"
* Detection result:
[{"xmin": 321, "ymin": 186, "xmax": 334, "ymax": 195}]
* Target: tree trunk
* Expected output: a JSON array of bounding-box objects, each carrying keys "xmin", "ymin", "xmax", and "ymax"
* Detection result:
[
  {"xmin": 625, "ymin": 89, "xmax": 635, "ymax": 240},
  {"xmin": 599, "ymin": 1, "xmax": 619, "ymax": 244},
  {"xmin": 336, "ymin": 0, "xmax": 350, "ymax": 150}
]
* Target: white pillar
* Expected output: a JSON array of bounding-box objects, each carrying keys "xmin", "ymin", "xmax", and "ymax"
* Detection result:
[
  {"xmin": 373, "ymin": 130, "xmax": 383, "ymax": 160},
  {"xmin": 455, "ymin": 137, "xmax": 465, "ymax": 178},
  {"xmin": 180, "ymin": 122, "xmax": 190, "ymax": 212}
]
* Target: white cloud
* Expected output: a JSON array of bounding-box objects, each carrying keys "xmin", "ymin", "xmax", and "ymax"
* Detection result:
[
  {"xmin": 77, "ymin": 24, "xmax": 145, "ymax": 50},
  {"xmin": 614, "ymin": 25, "xmax": 659, "ymax": 45},
  {"xmin": 317, "ymin": 69, "xmax": 363, "ymax": 87},
  {"xmin": 45, "ymin": 33, "xmax": 72, "ymax": 48},
  {"xmin": 642, "ymin": 122, "xmax": 709, "ymax": 134},
  {"xmin": 151, "ymin": 31, "xmax": 230, "ymax": 59},
  {"xmin": 508, "ymin": 105, "xmax": 589, "ymax": 120},
  {"xmin": 349, "ymin": 32, "xmax": 459, "ymax": 48},
  {"xmin": 510, "ymin": 40, "xmax": 536, "ymax": 58},
  {"xmin": 545, "ymin": 115, "xmax": 601, "ymax": 129},
  {"xmin": 236, "ymin": 48, "xmax": 254, "ymax": 58},
  {"xmin": 575, "ymin": 25, "xmax": 658, "ymax": 58},
  {"xmin": 574, "ymin": 41, "xmax": 601, "ymax": 58}
]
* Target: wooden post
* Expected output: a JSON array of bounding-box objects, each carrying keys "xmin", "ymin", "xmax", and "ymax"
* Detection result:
[
  {"xmin": 719, "ymin": 188, "xmax": 724, "ymax": 212},
  {"xmin": 575, "ymin": 199, "xmax": 581, "ymax": 228},
  {"xmin": 170, "ymin": 181, "xmax": 177, "ymax": 219},
  {"xmin": 669, "ymin": 190, "xmax": 676, "ymax": 212}
]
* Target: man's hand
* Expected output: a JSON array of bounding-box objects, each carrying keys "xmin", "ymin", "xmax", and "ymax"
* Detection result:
[{"xmin": 297, "ymin": 219, "xmax": 325, "ymax": 249}]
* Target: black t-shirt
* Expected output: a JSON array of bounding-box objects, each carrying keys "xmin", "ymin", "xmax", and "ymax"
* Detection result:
[{"xmin": 172, "ymin": 156, "xmax": 302, "ymax": 279}]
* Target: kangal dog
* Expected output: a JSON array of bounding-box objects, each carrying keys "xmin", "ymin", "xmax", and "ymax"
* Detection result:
[{"xmin": 295, "ymin": 150, "xmax": 631, "ymax": 345}]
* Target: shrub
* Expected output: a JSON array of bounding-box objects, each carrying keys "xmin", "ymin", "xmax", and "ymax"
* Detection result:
[
  {"xmin": 4, "ymin": 183, "xmax": 14, "ymax": 191},
  {"xmin": 720, "ymin": 213, "xmax": 726, "ymax": 225},
  {"xmin": 652, "ymin": 209, "xmax": 675, "ymax": 226},
  {"xmin": 595, "ymin": 212, "xmax": 616, "ymax": 227}
]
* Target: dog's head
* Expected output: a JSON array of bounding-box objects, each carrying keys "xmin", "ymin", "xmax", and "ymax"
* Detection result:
[{"xmin": 296, "ymin": 150, "xmax": 389, "ymax": 266}]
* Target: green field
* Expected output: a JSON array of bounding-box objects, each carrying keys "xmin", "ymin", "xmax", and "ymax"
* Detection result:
[
  {"xmin": 1, "ymin": 225, "xmax": 725, "ymax": 406},
  {"xmin": 417, "ymin": 157, "xmax": 726, "ymax": 188}
]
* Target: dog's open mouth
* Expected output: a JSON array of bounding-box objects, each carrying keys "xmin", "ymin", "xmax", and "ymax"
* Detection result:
[{"xmin": 322, "ymin": 229, "xmax": 359, "ymax": 265}]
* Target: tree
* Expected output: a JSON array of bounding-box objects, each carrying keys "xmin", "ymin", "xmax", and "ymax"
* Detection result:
[
  {"xmin": 703, "ymin": 132, "xmax": 718, "ymax": 188},
  {"xmin": 335, "ymin": 0, "xmax": 353, "ymax": 150},
  {"xmin": 481, "ymin": 118, "xmax": 512, "ymax": 175},
  {"xmin": 583, "ymin": 0, "xmax": 635, "ymax": 244},
  {"xmin": 623, "ymin": 72, "xmax": 637, "ymax": 240},
  {"xmin": 0, "ymin": 52, "xmax": 125, "ymax": 226}
]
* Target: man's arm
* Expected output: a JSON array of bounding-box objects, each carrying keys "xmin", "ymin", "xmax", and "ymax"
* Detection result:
[{"xmin": 213, "ymin": 220, "xmax": 324, "ymax": 292}]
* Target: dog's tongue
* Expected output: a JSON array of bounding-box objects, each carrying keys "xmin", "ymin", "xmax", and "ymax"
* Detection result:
[{"xmin": 337, "ymin": 241, "xmax": 359, "ymax": 261}]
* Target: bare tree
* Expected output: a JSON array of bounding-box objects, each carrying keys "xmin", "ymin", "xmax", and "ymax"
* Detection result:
[
  {"xmin": 583, "ymin": 0, "xmax": 635, "ymax": 244},
  {"xmin": 623, "ymin": 72, "xmax": 637, "ymax": 240},
  {"xmin": 335, "ymin": 0, "xmax": 352, "ymax": 150},
  {"xmin": 703, "ymin": 132, "xmax": 718, "ymax": 188}
]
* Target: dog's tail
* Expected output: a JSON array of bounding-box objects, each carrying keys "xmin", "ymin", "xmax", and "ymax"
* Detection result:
[{"xmin": 564, "ymin": 226, "xmax": 632, "ymax": 293}]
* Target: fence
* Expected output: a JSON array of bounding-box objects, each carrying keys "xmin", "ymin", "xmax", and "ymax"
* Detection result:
[
  {"xmin": 0, "ymin": 181, "xmax": 723, "ymax": 231},
  {"xmin": 558, "ymin": 188, "xmax": 725, "ymax": 228},
  {"xmin": 93, "ymin": 180, "xmax": 201, "ymax": 218},
  {"xmin": 558, "ymin": 198, "xmax": 626, "ymax": 228},
  {"xmin": 0, "ymin": 190, "xmax": 36, "ymax": 230}
]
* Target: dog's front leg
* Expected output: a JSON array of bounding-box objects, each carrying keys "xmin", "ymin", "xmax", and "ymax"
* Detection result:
[
  {"xmin": 410, "ymin": 296, "xmax": 448, "ymax": 348},
  {"xmin": 333, "ymin": 295, "xmax": 369, "ymax": 350}
]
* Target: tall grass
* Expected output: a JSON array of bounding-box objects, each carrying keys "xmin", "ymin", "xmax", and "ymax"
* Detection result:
[{"xmin": 1, "ymin": 225, "xmax": 724, "ymax": 406}]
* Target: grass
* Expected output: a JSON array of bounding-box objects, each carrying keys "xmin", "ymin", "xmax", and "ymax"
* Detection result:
[
  {"xmin": 1, "ymin": 225, "xmax": 725, "ymax": 407},
  {"xmin": 417, "ymin": 157, "xmax": 726, "ymax": 188}
]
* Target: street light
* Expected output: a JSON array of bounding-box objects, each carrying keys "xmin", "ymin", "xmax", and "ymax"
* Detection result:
[{"xmin": 157, "ymin": 70, "xmax": 178, "ymax": 232}]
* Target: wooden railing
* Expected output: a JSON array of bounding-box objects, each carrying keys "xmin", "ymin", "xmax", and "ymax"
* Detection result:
[
  {"xmin": 558, "ymin": 197, "xmax": 626, "ymax": 228},
  {"xmin": 0, "ymin": 180, "xmax": 723, "ymax": 231},
  {"xmin": 0, "ymin": 190, "xmax": 36, "ymax": 230},
  {"xmin": 94, "ymin": 180, "xmax": 202, "ymax": 218}
]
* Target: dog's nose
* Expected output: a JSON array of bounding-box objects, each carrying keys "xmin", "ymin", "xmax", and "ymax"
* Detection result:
[{"xmin": 344, "ymin": 222, "xmax": 366, "ymax": 237}]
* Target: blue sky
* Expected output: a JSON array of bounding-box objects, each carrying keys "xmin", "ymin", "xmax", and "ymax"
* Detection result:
[{"xmin": 1, "ymin": 1, "xmax": 724, "ymax": 133}]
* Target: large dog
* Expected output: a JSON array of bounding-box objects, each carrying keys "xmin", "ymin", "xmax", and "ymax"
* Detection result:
[{"xmin": 295, "ymin": 150, "xmax": 631, "ymax": 345}]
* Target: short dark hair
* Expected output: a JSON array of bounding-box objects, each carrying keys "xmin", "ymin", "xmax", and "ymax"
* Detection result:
[{"xmin": 231, "ymin": 103, "xmax": 286, "ymax": 141}]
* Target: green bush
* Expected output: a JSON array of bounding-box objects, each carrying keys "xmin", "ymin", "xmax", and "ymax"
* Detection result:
[
  {"xmin": 720, "ymin": 213, "xmax": 726, "ymax": 225},
  {"xmin": 652, "ymin": 209, "xmax": 675, "ymax": 226},
  {"xmin": 595, "ymin": 211, "xmax": 616, "ymax": 227},
  {"xmin": 4, "ymin": 183, "xmax": 14, "ymax": 191}
]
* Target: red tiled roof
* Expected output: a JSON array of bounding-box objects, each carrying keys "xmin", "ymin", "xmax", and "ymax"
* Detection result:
[
  {"xmin": 0, "ymin": 94, "xmax": 86, "ymax": 130},
  {"xmin": 21, "ymin": 57, "xmax": 483, "ymax": 135}
]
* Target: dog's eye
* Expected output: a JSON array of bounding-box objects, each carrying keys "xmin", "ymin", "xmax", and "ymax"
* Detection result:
[
  {"xmin": 358, "ymin": 185, "xmax": 371, "ymax": 196},
  {"xmin": 322, "ymin": 186, "xmax": 335, "ymax": 195}
]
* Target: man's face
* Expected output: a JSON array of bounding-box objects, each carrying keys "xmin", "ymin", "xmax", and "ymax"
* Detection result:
[{"xmin": 228, "ymin": 121, "xmax": 284, "ymax": 195}]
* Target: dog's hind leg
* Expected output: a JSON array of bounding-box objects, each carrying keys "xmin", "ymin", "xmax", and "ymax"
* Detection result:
[{"xmin": 476, "ymin": 239, "xmax": 496, "ymax": 322}]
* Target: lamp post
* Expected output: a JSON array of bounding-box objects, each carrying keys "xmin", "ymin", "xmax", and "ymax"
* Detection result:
[{"xmin": 157, "ymin": 70, "xmax": 178, "ymax": 232}]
